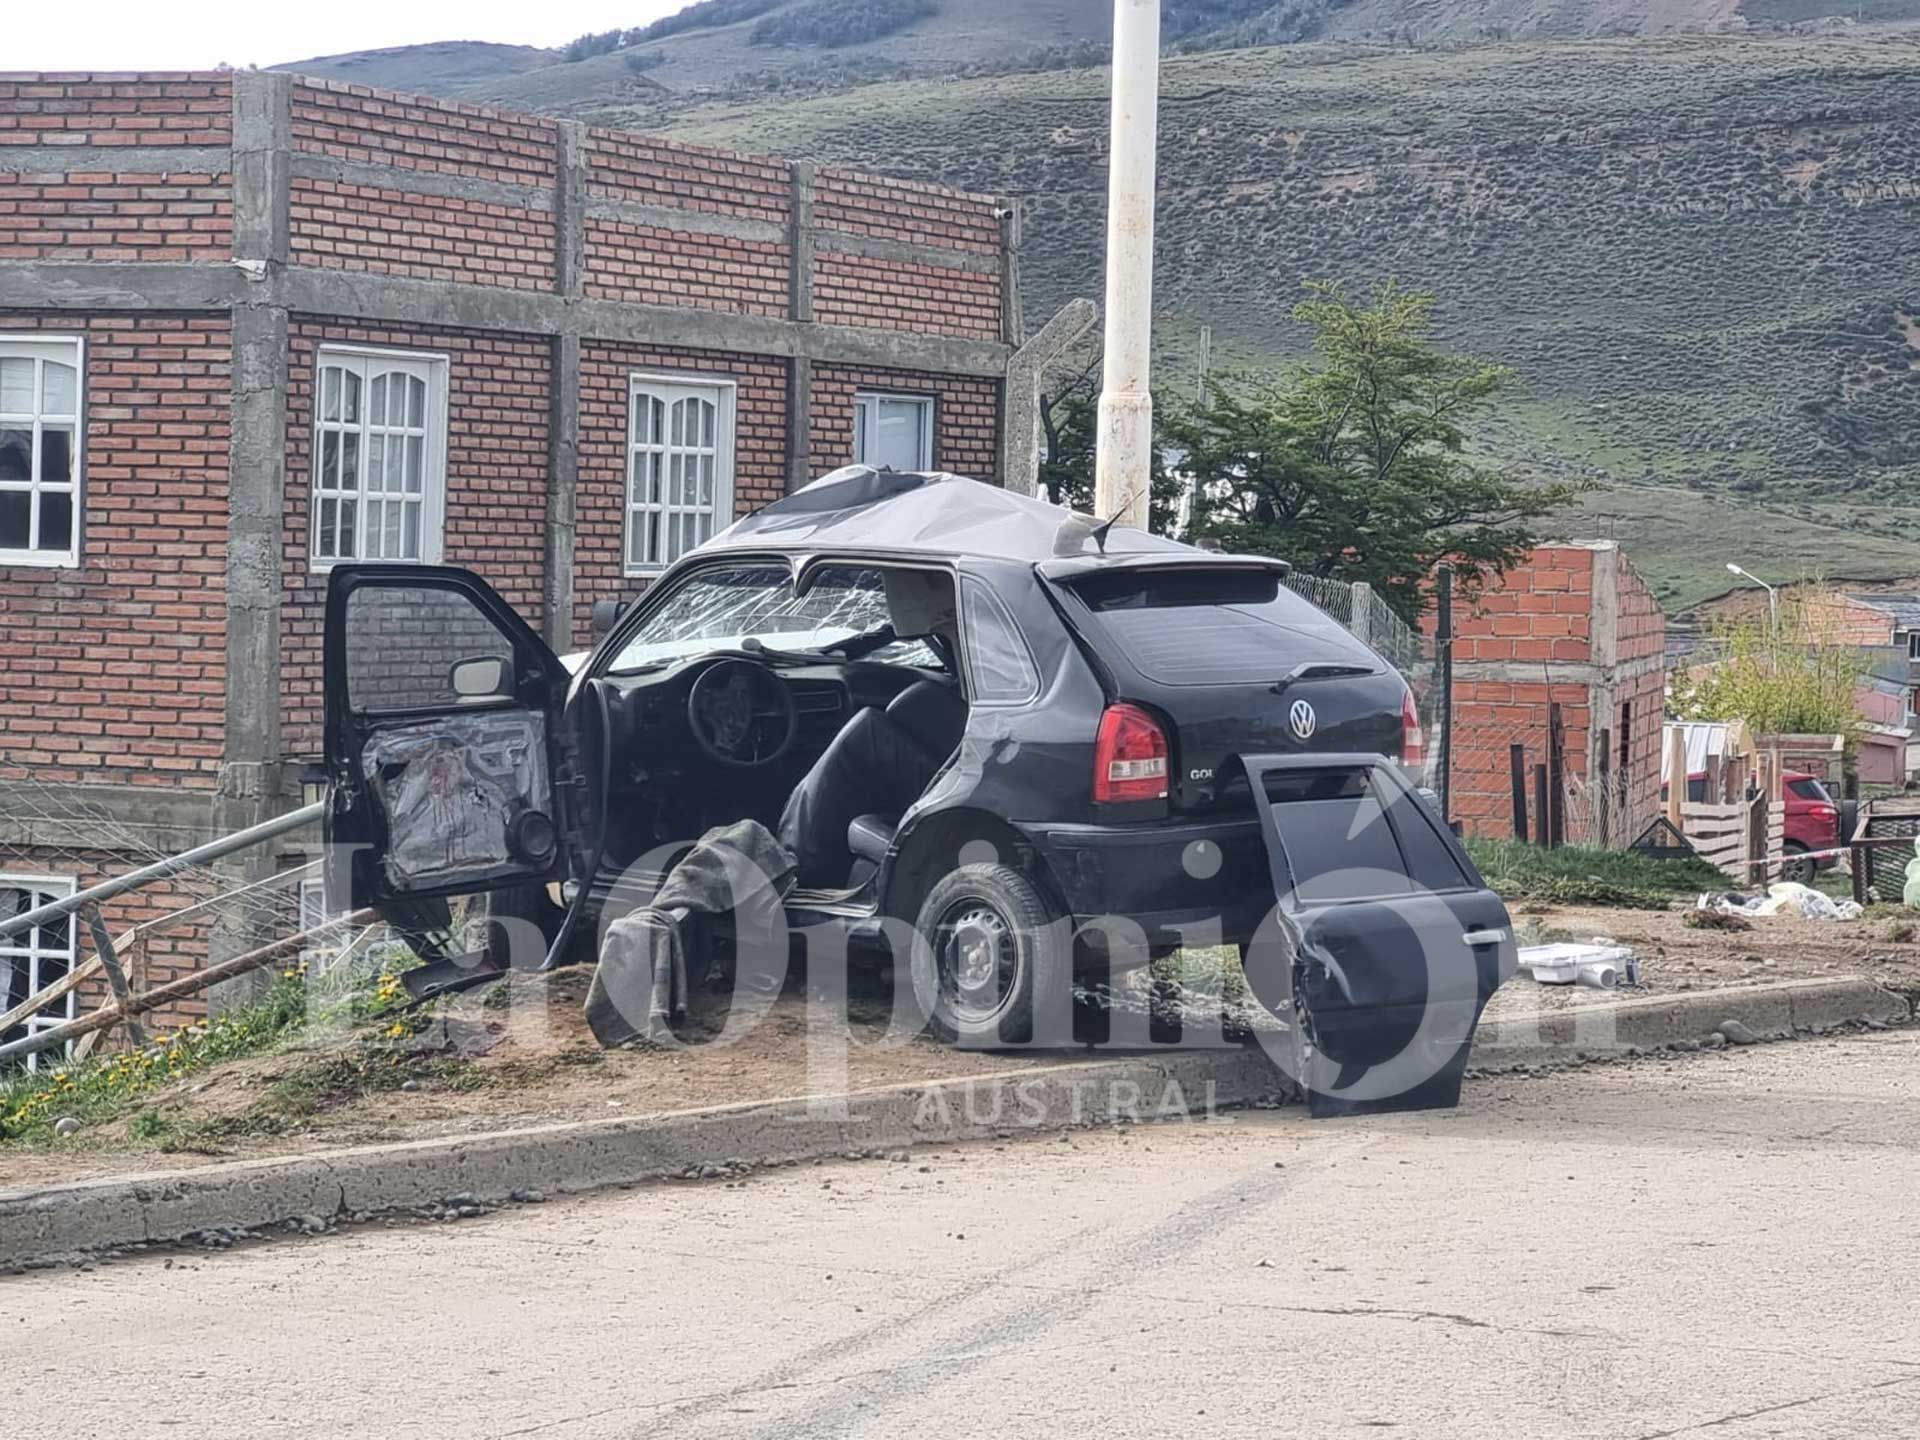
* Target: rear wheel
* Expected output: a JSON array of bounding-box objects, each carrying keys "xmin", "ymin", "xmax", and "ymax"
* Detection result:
[
  {"xmin": 911, "ymin": 863, "xmax": 1070, "ymax": 1047},
  {"xmin": 1780, "ymin": 841, "xmax": 1815, "ymax": 886}
]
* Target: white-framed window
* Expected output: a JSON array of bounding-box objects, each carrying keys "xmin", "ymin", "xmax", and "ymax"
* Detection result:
[
  {"xmin": 0, "ymin": 336, "xmax": 84, "ymax": 568},
  {"xmin": 626, "ymin": 373, "xmax": 736, "ymax": 575},
  {"xmin": 311, "ymin": 346, "xmax": 449, "ymax": 569},
  {"xmin": 853, "ymin": 392, "xmax": 934, "ymax": 473},
  {"xmin": 1, "ymin": 874, "xmax": 78, "ymax": 1072},
  {"xmin": 1907, "ymin": 629, "xmax": 1920, "ymax": 662}
]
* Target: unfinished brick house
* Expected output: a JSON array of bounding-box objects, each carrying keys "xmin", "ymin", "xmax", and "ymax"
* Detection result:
[
  {"xmin": 0, "ymin": 70, "xmax": 1060, "ymax": 1041},
  {"xmin": 1440, "ymin": 542, "xmax": 1668, "ymax": 845}
]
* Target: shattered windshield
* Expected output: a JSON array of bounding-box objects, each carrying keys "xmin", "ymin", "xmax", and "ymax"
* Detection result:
[{"xmin": 608, "ymin": 562, "xmax": 938, "ymax": 671}]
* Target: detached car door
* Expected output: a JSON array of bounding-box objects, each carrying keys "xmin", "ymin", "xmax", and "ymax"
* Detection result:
[
  {"xmin": 1239, "ymin": 753, "xmax": 1517, "ymax": 1118},
  {"xmin": 323, "ymin": 564, "xmax": 575, "ymax": 912}
]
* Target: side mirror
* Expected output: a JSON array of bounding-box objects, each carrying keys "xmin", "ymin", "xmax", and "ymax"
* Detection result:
[
  {"xmin": 591, "ymin": 598, "xmax": 631, "ymax": 639},
  {"xmin": 450, "ymin": 655, "xmax": 511, "ymax": 699}
]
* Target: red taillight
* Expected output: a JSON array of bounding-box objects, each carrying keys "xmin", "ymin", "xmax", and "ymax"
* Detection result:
[
  {"xmin": 1093, "ymin": 702, "xmax": 1169, "ymax": 803},
  {"xmin": 1400, "ymin": 687, "xmax": 1425, "ymax": 767}
]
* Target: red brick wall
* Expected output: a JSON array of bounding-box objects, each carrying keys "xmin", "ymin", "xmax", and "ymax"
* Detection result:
[
  {"xmin": 0, "ymin": 169, "xmax": 230, "ymax": 262},
  {"xmin": 809, "ymin": 364, "xmax": 1000, "ymax": 481},
  {"xmin": 289, "ymin": 80, "xmax": 556, "ymax": 186},
  {"xmin": 583, "ymin": 221, "xmax": 789, "ymax": 316},
  {"xmin": 0, "ymin": 74, "xmax": 234, "ymax": 264},
  {"xmin": 814, "ymin": 168, "xmax": 1000, "ymax": 254},
  {"xmin": 572, "ymin": 342, "xmax": 790, "ymax": 647},
  {"xmin": 289, "ymin": 178, "xmax": 554, "ymax": 292},
  {"xmin": 0, "ymin": 313, "xmax": 230, "ymax": 791},
  {"xmin": 1449, "ymin": 547, "xmax": 1595, "ymax": 666},
  {"xmin": 586, "ymin": 130, "xmax": 790, "ymax": 223},
  {"xmin": 813, "ymin": 253, "xmax": 1002, "ymax": 341},
  {"xmin": 1442, "ymin": 546, "xmax": 1668, "ymax": 843},
  {"xmin": 1447, "ymin": 680, "xmax": 1594, "ymax": 836},
  {"xmin": 0, "ymin": 73, "xmax": 231, "ymax": 148},
  {"xmin": 279, "ymin": 319, "xmax": 552, "ymax": 759}
]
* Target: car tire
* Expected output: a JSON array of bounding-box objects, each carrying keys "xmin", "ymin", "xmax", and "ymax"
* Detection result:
[
  {"xmin": 911, "ymin": 863, "xmax": 1071, "ymax": 1048},
  {"xmin": 1780, "ymin": 842, "xmax": 1815, "ymax": 886}
]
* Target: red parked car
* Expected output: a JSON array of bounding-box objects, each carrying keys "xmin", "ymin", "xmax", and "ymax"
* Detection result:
[{"xmin": 1669, "ymin": 769, "xmax": 1840, "ymax": 882}]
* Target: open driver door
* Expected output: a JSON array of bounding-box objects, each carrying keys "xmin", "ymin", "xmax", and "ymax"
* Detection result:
[{"xmin": 321, "ymin": 565, "xmax": 577, "ymax": 935}]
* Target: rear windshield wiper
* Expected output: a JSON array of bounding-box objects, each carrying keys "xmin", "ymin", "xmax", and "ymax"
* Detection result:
[{"xmin": 1270, "ymin": 661, "xmax": 1374, "ymax": 696}]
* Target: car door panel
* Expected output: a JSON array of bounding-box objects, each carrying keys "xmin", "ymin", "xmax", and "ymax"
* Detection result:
[
  {"xmin": 1238, "ymin": 752, "xmax": 1516, "ymax": 1118},
  {"xmin": 324, "ymin": 564, "xmax": 574, "ymax": 912}
]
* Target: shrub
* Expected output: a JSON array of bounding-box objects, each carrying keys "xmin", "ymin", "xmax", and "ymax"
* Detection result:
[
  {"xmin": 1464, "ymin": 838, "xmax": 1727, "ymax": 910},
  {"xmin": 750, "ymin": 0, "xmax": 939, "ymax": 49},
  {"xmin": 635, "ymin": 0, "xmax": 788, "ymax": 42}
]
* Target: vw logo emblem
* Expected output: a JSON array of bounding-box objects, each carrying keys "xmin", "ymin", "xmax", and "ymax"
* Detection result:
[{"xmin": 1289, "ymin": 699, "xmax": 1317, "ymax": 741}]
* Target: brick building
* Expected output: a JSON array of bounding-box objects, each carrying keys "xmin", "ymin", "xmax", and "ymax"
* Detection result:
[
  {"xmin": 0, "ymin": 70, "xmax": 1072, "ymax": 1036},
  {"xmin": 1440, "ymin": 543, "xmax": 1668, "ymax": 844}
]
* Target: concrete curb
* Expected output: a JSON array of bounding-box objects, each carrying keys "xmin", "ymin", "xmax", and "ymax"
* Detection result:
[
  {"xmin": 2, "ymin": 977, "xmax": 1909, "ymax": 1268},
  {"xmin": 0, "ymin": 1049, "xmax": 1285, "ymax": 1269},
  {"xmin": 1475, "ymin": 976, "xmax": 1911, "ymax": 1070}
]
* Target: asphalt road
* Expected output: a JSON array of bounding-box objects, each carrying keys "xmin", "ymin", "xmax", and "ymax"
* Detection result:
[{"xmin": 9, "ymin": 1030, "xmax": 1920, "ymax": 1439}]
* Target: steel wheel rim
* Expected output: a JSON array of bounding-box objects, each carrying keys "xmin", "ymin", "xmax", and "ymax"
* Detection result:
[{"xmin": 934, "ymin": 899, "xmax": 1020, "ymax": 1026}]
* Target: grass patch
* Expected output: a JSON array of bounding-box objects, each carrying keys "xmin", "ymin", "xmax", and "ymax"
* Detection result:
[
  {"xmin": 0, "ymin": 958, "xmax": 421, "ymax": 1147},
  {"xmin": 1466, "ymin": 838, "xmax": 1726, "ymax": 910}
]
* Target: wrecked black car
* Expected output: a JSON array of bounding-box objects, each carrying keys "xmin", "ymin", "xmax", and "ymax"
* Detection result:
[{"xmin": 323, "ymin": 467, "xmax": 1514, "ymax": 1111}]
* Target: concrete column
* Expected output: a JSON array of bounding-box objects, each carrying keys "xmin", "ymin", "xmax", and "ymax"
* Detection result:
[
  {"xmin": 787, "ymin": 163, "xmax": 817, "ymax": 492},
  {"xmin": 545, "ymin": 123, "xmax": 589, "ymax": 651},
  {"xmin": 1586, "ymin": 542, "xmax": 1623, "ymax": 816},
  {"xmin": 999, "ymin": 198, "xmax": 1024, "ymax": 347},
  {"xmin": 1350, "ymin": 581, "xmax": 1374, "ymax": 647},
  {"xmin": 787, "ymin": 356, "xmax": 813, "ymax": 493},
  {"xmin": 212, "ymin": 71, "xmax": 294, "ymax": 1012},
  {"xmin": 1000, "ymin": 298, "xmax": 1098, "ymax": 496},
  {"xmin": 554, "ymin": 122, "xmax": 588, "ymax": 301},
  {"xmin": 546, "ymin": 334, "xmax": 582, "ymax": 650},
  {"xmin": 788, "ymin": 163, "xmax": 816, "ymax": 325}
]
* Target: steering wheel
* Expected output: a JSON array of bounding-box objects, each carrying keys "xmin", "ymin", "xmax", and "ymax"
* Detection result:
[{"xmin": 686, "ymin": 658, "xmax": 799, "ymax": 769}]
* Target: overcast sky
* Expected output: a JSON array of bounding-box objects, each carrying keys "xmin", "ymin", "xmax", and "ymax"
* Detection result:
[{"xmin": 13, "ymin": 0, "xmax": 698, "ymax": 71}]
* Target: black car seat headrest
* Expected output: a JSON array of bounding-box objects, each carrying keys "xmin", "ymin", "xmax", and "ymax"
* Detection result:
[{"xmin": 885, "ymin": 679, "xmax": 968, "ymax": 764}]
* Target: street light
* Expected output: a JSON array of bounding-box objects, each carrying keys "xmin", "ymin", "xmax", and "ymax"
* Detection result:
[
  {"xmin": 1094, "ymin": 0, "xmax": 1161, "ymax": 532},
  {"xmin": 1726, "ymin": 561, "xmax": 1779, "ymax": 636}
]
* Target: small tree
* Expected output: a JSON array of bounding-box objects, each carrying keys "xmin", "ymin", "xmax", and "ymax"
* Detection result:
[
  {"xmin": 1036, "ymin": 343, "xmax": 1182, "ymax": 532},
  {"xmin": 1164, "ymin": 282, "xmax": 1589, "ymax": 623},
  {"xmin": 1669, "ymin": 588, "xmax": 1866, "ymax": 753}
]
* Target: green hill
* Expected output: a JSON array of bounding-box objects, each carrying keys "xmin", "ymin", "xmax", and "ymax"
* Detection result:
[{"xmin": 654, "ymin": 32, "xmax": 1920, "ymax": 608}]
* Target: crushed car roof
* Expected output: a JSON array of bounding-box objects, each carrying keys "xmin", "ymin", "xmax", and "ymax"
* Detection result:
[{"xmin": 708, "ymin": 466, "xmax": 1198, "ymax": 565}]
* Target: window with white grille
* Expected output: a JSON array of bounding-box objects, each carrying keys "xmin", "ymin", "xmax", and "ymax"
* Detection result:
[
  {"xmin": 311, "ymin": 347, "xmax": 448, "ymax": 568},
  {"xmin": 626, "ymin": 375, "xmax": 736, "ymax": 574},
  {"xmin": 853, "ymin": 392, "xmax": 933, "ymax": 473},
  {"xmin": 1, "ymin": 875, "xmax": 78, "ymax": 1071},
  {"xmin": 0, "ymin": 336, "xmax": 83, "ymax": 567}
]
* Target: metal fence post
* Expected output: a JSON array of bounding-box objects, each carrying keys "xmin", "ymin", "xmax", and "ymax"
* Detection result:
[{"xmin": 1435, "ymin": 563, "xmax": 1454, "ymax": 821}]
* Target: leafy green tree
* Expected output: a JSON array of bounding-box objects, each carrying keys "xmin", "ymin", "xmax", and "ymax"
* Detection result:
[
  {"xmin": 1036, "ymin": 345, "xmax": 1181, "ymax": 532},
  {"xmin": 1164, "ymin": 282, "xmax": 1589, "ymax": 622},
  {"xmin": 1668, "ymin": 588, "xmax": 1866, "ymax": 753}
]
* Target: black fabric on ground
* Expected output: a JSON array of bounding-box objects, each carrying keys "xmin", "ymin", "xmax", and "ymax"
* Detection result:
[
  {"xmin": 585, "ymin": 819, "xmax": 796, "ymax": 1047},
  {"xmin": 778, "ymin": 680, "xmax": 967, "ymax": 889}
]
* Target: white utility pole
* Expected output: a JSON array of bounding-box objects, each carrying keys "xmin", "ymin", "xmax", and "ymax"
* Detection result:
[{"xmin": 1094, "ymin": 0, "xmax": 1161, "ymax": 531}]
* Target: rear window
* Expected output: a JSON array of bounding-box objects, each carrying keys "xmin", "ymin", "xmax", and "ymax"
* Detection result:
[
  {"xmin": 1069, "ymin": 569, "xmax": 1374, "ymax": 686},
  {"xmin": 1788, "ymin": 777, "xmax": 1833, "ymax": 804},
  {"xmin": 1263, "ymin": 766, "xmax": 1470, "ymax": 902}
]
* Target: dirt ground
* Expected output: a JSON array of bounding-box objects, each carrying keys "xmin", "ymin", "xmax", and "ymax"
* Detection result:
[
  {"xmin": 1490, "ymin": 898, "xmax": 1920, "ymax": 1017},
  {"xmin": 6, "ymin": 899, "xmax": 1916, "ymax": 1191}
]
